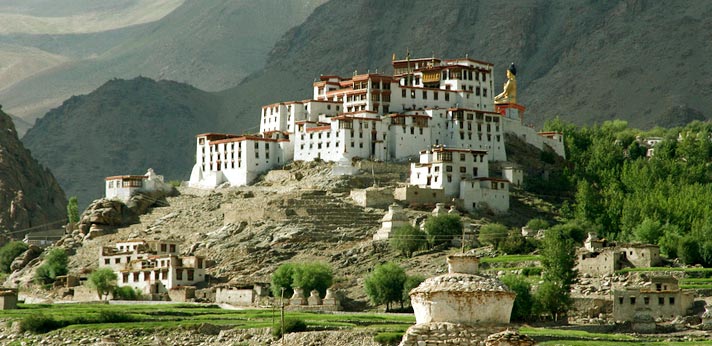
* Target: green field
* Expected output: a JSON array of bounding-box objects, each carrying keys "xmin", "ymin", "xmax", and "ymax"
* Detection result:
[
  {"xmin": 0, "ymin": 303, "xmax": 414, "ymax": 334},
  {"xmin": 479, "ymin": 254, "xmax": 541, "ymax": 264},
  {"xmin": 4, "ymin": 304, "xmax": 712, "ymax": 346}
]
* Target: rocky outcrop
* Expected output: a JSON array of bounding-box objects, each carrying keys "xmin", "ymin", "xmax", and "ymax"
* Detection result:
[
  {"xmin": 76, "ymin": 189, "xmax": 176, "ymax": 239},
  {"xmin": 0, "ymin": 109, "xmax": 67, "ymax": 235},
  {"xmin": 9, "ymin": 244, "xmax": 42, "ymax": 272}
]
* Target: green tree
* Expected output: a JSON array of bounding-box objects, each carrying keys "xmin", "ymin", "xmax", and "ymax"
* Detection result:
[
  {"xmin": 88, "ymin": 268, "xmax": 117, "ymax": 300},
  {"xmin": 633, "ymin": 218, "xmax": 663, "ymax": 244},
  {"xmin": 402, "ymin": 274, "xmax": 425, "ymax": 304},
  {"xmin": 501, "ymin": 275, "xmax": 534, "ymax": 322},
  {"xmin": 536, "ymin": 225, "xmax": 577, "ymax": 320},
  {"xmin": 0, "ymin": 241, "xmax": 28, "ymax": 273},
  {"xmin": 364, "ymin": 262, "xmax": 407, "ymax": 311},
  {"xmin": 34, "ymin": 248, "xmax": 69, "ymax": 285},
  {"xmin": 270, "ymin": 262, "xmax": 333, "ymax": 298},
  {"xmin": 389, "ymin": 225, "xmax": 427, "ymax": 258},
  {"xmin": 478, "ymin": 223, "xmax": 508, "ymax": 248},
  {"xmin": 526, "ymin": 218, "xmax": 550, "ymax": 231},
  {"xmin": 423, "ymin": 214, "xmax": 462, "ymax": 247},
  {"xmin": 534, "ymin": 281, "xmax": 571, "ymax": 321},
  {"xmin": 66, "ymin": 196, "xmax": 80, "ymax": 224},
  {"xmin": 677, "ymin": 236, "xmax": 701, "ymax": 265}
]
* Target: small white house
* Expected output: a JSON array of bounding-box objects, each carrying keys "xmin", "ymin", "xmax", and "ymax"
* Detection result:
[
  {"xmin": 105, "ymin": 168, "xmax": 172, "ymax": 203},
  {"xmin": 410, "ymin": 147, "xmax": 489, "ymax": 197}
]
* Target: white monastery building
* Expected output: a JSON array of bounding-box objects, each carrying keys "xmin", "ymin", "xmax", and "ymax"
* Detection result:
[
  {"xmin": 105, "ymin": 168, "xmax": 173, "ymax": 203},
  {"xmin": 99, "ymin": 239, "xmax": 206, "ymax": 295},
  {"xmin": 188, "ymin": 55, "xmax": 565, "ymax": 212}
]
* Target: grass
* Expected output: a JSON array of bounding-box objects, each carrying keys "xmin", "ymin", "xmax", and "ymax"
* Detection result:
[
  {"xmin": 479, "ymin": 254, "xmax": 541, "ymax": 264},
  {"xmin": 522, "ymin": 327, "xmax": 712, "ymax": 346},
  {"xmin": 0, "ymin": 304, "xmax": 415, "ymax": 334},
  {"xmin": 616, "ymin": 267, "xmax": 712, "ymax": 274}
]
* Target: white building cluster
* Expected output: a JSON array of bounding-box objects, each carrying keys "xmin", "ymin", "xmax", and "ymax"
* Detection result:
[
  {"xmin": 188, "ymin": 55, "xmax": 565, "ymax": 212},
  {"xmin": 99, "ymin": 239, "xmax": 206, "ymax": 295}
]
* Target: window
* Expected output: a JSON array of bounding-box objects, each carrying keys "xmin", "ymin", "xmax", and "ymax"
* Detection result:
[
  {"xmin": 402, "ymin": 89, "xmax": 406, "ymax": 97},
  {"xmin": 114, "ymin": 258, "xmax": 120, "ymax": 264},
  {"xmin": 447, "ymin": 175, "xmax": 452, "ymax": 182},
  {"xmin": 644, "ymin": 297, "xmax": 650, "ymax": 305},
  {"xmin": 445, "ymin": 93, "xmax": 450, "ymax": 101},
  {"xmin": 187, "ymin": 270, "xmax": 194, "ymax": 281},
  {"xmin": 473, "ymin": 167, "xmax": 478, "ymax": 176},
  {"xmin": 630, "ymin": 297, "xmax": 636, "ymax": 305},
  {"xmin": 460, "ymin": 166, "xmax": 466, "ymax": 173},
  {"xmin": 104, "ymin": 258, "xmax": 110, "ymax": 265},
  {"xmin": 446, "ymin": 165, "xmax": 453, "ymax": 172},
  {"xmin": 410, "ymin": 90, "xmax": 415, "ymax": 99},
  {"xmin": 669, "ymin": 297, "xmax": 675, "ymax": 305},
  {"xmin": 658, "ymin": 297, "xmax": 664, "ymax": 305},
  {"xmin": 483, "ymin": 88, "xmax": 487, "ymax": 97},
  {"xmin": 618, "ymin": 297, "xmax": 624, "ymax": 305},
  {"xmin": 422, "ymin": 91, "xmax": 427, "ymax": 99},
  {"xmin": 176, "ymin": 270, "xmax": 183, "ymax": 280},
  {"xmin": 434, "ymin": 92, "xmax": 439, "ymax": 100}
]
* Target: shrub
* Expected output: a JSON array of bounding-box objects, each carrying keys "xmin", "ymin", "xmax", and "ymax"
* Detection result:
[
  {"xmin": 97, "ymin": 310, "xmax": 136, "ymax": 323},
  {"xmin": 113, "ymin": 286, "xmax": 142, "ymax": 300},
  {"xmin": 374, "ymin": 332, "xmax": 404, "ymax": 345},
  {"xmin": 34, "ymin": 248, "xmax": 68, "ymax": 285},
  {"xmin": 270, "ymin": 262, "xmax": 333, "ymax": 298},
  {"xmin": 389, "ymin": 225, "xmax": 427, "ymax": 257},
  {"xmin": 423, "ymin": 214, "xmax": 462, "ymax": 247},
  {"xmin": 19, "ymin": 314, "xmax": 64, "ymax": 334},
  {"xmin": 678, "ymin": 236, "xmax": 701, "ymax": 265},
  {"xmin": 364, "ymin": 262, "xmax": 407, "ymax": 311},
  {"xmin": 272, "ymin": 318, "xmax": 307, "ymax": 338},
  {"xmin": 478, "ymin": 223, "xmax": 508, "ymax": 248},
  {"xmin": 88, "ymin": 268, "xmax": 117, "ymax": 300},
  {"xmin": 526, "ymin": 218, "xmax": 550, "ymax": 231},
  {"xmin": 498, "ymin": 230, "xmax": 534, "ymax": 254},
  {"xmin": 0, "ymin": 241, "xmax": 28, "ymax": 273},
  {"xmin": 501, "ymin": 275, "xmax": 534, "ymax": 322}
]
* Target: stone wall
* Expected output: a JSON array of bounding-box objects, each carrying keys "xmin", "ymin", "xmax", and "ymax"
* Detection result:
[
  {"xmin": 350, "ymin": 187, "xmax": 395, "ymax": 208},
  {"xmin": 215, "ymin": 287, "xmax": 255, "ymax": 306},
  {"xmin": 398, "ymin": 323, "xmax": 535, "ymax": 346},
  {"xmin": 394, "ymin": 185, "xmax": 446, "ymax": 206}
]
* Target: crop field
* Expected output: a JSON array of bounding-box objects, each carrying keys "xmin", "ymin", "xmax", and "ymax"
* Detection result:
[{"xmin": 2, "ymin": 304, "xmax": 711, "ymax": 346}]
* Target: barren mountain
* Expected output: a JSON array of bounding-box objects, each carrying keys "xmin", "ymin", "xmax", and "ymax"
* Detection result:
[
  {"xmin": 21, "ymin": 0, "xmax": 712, "ymax": 204},
  {"xmin": 21, "ymin": 77, "xmax": 224, "ymax": 206},
  {"xmin": 219, "ymin": 0, "xmax": 712, "ymax": 131},
  {"xmin": 0, "ymin": 0, "xmax": 325, "ymax": 131},
  {"xmin": 0, "ymin": 107, "xmax": 66, "ymax": 235}
]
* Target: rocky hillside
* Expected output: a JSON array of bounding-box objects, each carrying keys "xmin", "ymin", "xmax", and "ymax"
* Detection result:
[
  {"xmin": 0, "ymin": 107, "xmax": 66, "ymax": 235},
  {"xmin": 21, "ymin": 77, "xmax": 223, "ymax": 206},
  {"xmin": 20, "ymin": 0, "xmax": 712, "ymax": 203},
  {"xmin": 0, "ymin": 0, "xmax": 325, "ymax": 132}
]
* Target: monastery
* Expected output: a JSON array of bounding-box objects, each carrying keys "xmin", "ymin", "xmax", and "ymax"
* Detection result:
[{"xmin": 188, "ymin": 55, "xmax": 564, "ymax": 212}]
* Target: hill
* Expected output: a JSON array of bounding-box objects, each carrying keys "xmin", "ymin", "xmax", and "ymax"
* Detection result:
[
  {"xmin": 0, "ymin": 0, "xmax": 325, "ymax": 131},
  {"xmin": 21, "ymin": 77, "xmax": 224, "ymax": 206},
  {"xmin": 0, "ymin": 107, "xmax": 66, "ymax": 235},
  {"xmin": 218, "ymin": 0, "xmax": 712, "ymax": 132},
  {"xmin": 21, "ymin": 0, "xmax": 712, "ymax": 203}
]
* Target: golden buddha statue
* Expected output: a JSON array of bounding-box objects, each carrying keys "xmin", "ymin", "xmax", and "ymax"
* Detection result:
[{"xmin": 494, "ymin": 63, "xmax": 517, "ymax": 104}]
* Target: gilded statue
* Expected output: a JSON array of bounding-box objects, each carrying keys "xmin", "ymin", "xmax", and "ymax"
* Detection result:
[{"xmin": 494, "ymin": 63, "xmax": 517, "ymax": 104}]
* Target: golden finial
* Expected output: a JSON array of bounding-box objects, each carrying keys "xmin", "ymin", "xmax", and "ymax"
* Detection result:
[{"xmin": 392, "ymin": 53, "xmax": 396, "ymax": 61}]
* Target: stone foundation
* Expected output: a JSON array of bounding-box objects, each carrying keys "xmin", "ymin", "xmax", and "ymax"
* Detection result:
[{"xmin": 398, "ymin": 323, "xmax": 535, "ymax": 346}]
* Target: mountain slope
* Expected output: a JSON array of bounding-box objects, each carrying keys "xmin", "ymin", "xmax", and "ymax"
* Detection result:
[
  {"xmin": 22, "ymin": 77, "xmax": 223, "ymax": 206},
  {"xmin": 219, "ymin": 0, "xmax": 712, "ymax": 131},
  {"xmin": 1, "ymin": 0, "xmax": 325, "ymax": 128},
  {"xmin": 0, "ymin": 107, "xmax": 66, "ymax": 235}
]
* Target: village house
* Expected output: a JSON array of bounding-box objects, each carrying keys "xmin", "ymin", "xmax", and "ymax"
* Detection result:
[
  {"xmin": 105, "ymin": 168, "xmax": 173, "ymax": 203},
  {"xmin": 613, "ymin": 276, "xmax": 695, "ymax": 322},
  {"xmin": 99, "ymin": 239, "xmax": 206, "ymax": 298},
  {"xmin": 188, "ymin": 55, "xmax": 565, "ymax": 213},
  {"xmin": 576, "ymin": 234, "xmax": 662, "ymax": 276}
]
